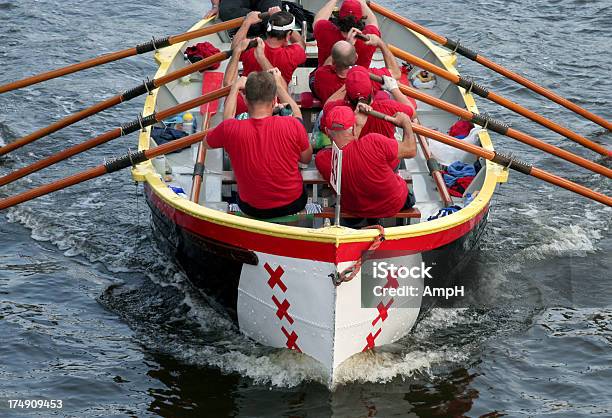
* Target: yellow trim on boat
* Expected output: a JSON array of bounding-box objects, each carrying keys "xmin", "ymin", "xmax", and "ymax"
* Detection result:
[{"xmin": 132, "ymin": 17, "xmax": 509, "ymax": 245}]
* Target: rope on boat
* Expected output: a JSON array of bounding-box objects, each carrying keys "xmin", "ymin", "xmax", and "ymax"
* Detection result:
[{"xmin": 332, "ymin": 225, "xmax": 385, "ymax": 286}]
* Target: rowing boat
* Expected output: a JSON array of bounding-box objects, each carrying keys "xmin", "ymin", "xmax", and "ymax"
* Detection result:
[{"xmin": 131, "ymin": 1, "xmax": 508, "ymax": 384}]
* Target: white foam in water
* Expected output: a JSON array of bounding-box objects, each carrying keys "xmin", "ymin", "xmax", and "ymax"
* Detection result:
[
  {"xmin": 521, "ymin": 224, "xmax": 602, "ymax": 260},
  {"xmin": 332, "ymin": 348, "xmax": 467, "ymax": 387}
]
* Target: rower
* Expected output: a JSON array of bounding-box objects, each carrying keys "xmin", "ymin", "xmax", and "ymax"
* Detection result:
[
  {"xmin": 202, "ymin": 70, "xmax": 313, "ymax": 219},
  {"xmin": 322, "ymin": 65, "xmax": 416, "ymax": 139},
  {"xmin": 315, "ymin": 105, "xmax": 417, "ymax": 223},
  {"xmin": 231, "ymin": 10, "xmax": 306, "ymax": 88},
  {"xmin": 313, "ymin": 0, "xmax": 380, "ymax": 68},
  {"xmin": 311, "ymin": 34, "xmax": 399, "ymax": 104},
  {"xmin": 206, "ymin": 1, "xmax": 281, "ymax": 36}
]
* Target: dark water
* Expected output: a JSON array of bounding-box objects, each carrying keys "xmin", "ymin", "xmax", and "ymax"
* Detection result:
[{"xmin": 0, "ymin": 0, "xmax": 610, "ymax": 416}]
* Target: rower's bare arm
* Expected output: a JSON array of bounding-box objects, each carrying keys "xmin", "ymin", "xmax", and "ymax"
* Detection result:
[
  {"xmin": 223, "ymin": 39, "xmax": 250, "ymax": 87},
  {"xmin": 254, "ymin": 38, "xmax": 274, "ymax": 72},
  {"xmin": 358, "ymin": 0, "xmax": 379, "ymax": 27},
  {"xmin": 300, "ymin": 144, "xmax": 313, "ymax": 164},
  {"xmin": 314, "ymin": 0, "xmax": 338, "ymax": 23},
  {"xmin": 382, "ymin": 75, "xmax": 415, "ymax": 111},
  {"xmin": 290, "ymin": 30, "xmax": 306, "ymax": 49},
  {"xmin": 395, "ymin": 112, "xmax": 417, "ymax": 159},
  {"xmin": 373, "ymin": 37, "xmax": 401, "ymax": 79},
  {"xmin": 269, "ymin": 68, "xmax": 301, "ymax": 118},
  {"xmin": 223, "ymin": 76, "xmax": 247, "ymax": 120},
  {"xmin": 231, "ymin": 11, "xmax": 261, "ymax": 49},
  {"xmin": 326, "ymin": 85, "xmax": 346, "ymax": 104}
]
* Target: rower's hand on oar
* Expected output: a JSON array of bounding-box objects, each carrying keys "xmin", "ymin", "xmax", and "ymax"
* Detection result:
[
  {"xmin": 203, "ymin": 4, "xmax": 219, "ymax": 19},
  {"xmin": 232, "ymin": 76, "xmax": 247, "ymax": 92},
  {"xmin": 346, "ymin": 28, "xmax": 363, "ymax": 45},
  {"xmin": 245, "ymin": 10, "xmax": 263, "ymax": 25},
  {"xmin": 381, "ymin": 75, "xmax": 399, "ymax": 92},
  {"xmin": 236, "ymin": 38, "xmax": 253, "ymax": 54},
  {"xmin": 268, "ymin": 67, "xmax": 289, "ymax": 93},
  {"xmin": 363, "ymin": 33, "xmax": 383, "ymax": 47},
  {"xmin": 254, "ymin": 37, "xmax": 266, "ymax": 59},
  {"xmin": 356, "ymin": 102, "xmax": 373, "ymax": 115},
  {"xmin": 267, "ymin": 6, "xmax": 282, "ymax": 15}
]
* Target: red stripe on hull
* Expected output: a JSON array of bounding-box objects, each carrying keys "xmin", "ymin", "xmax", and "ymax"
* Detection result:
[{"xmin": 145, "ymin": 185, "xmax": 488, "ymax": 263}]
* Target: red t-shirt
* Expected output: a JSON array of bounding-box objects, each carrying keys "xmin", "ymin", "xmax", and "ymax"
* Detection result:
[
  {"xmin": 241, "ymin": 43, "xmax": 306, "ymax": 84},
  {"xmin": 313, "ymin": 65, "xmax": 390, "ymax": 104},
  {"xmin": 315, "ymin": 134, "xmax": 408, "ymax": 218},
  {"xmin": 207, "ymin": 116, "xmax": 310, "ymax": 209},
  {"xmin": 323, "ymin": 98, "xmax": 415, "ymax": 138},
  {"xmin": 314, "ymin": 20, "xmax": 381, "ymax": 68}
]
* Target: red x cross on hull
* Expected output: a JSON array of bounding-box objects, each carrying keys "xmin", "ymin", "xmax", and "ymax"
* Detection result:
[
  {"xmin": 265, "ymin": 263, "xmax": 287, "ymax": 292},
  {"xmin": 372, "ymin": 298, "xmax": 394, "ymax": 327}
]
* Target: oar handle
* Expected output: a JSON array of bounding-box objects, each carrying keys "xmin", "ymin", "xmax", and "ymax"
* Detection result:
[
  {"xmin": 0, "ymin": 129, "xmax": 213, "ymax": 211},
  {"xmin": 367, "ymin": 1, "xmax": 612, "ymax": 132},
  {"xmin": 364, "ymin": 109, "xmax": 612, "ymax": 207},
  {"xmin": 368, "ymin": 72, "xmax": 612, "ymax": 178}
]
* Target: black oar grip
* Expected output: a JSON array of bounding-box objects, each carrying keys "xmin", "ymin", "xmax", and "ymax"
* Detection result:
[
  {"xmin": 470, "ymin": 113, "xmax": 509, "ymax": 135},
  {"xmin": 122, "ymin": 79, "xmax": 157, "ymax": 102},
  {"xmin": 492, "ymin": 152, "xmax": 532, "ymax": 175},
  {"xmin": 444, "ymin": 38, "xmax": 478, "ymax": 61},
  {"xmin": 258, "ymin": 12, "xmax": 271, "ymax": 20},
  {"xmin": 120, "ymin": 114, "xmax": 157, "ymax": 136},
  {"xmin": 369, "ymin": 73, "xmax": 383, "ymax": 83},
  {"xmin": 355, "ymin": 33, "xmax": 369, "ymax": 41},
  {"xmin": 136, "ymin": 37, "xmax": 171, "ymax": 54},
  {"xmin": 104, "ymin": 150, "xmax": 148, "ymax": 173},
  {"xmin": 457, "ymin": 76, "xmax": 489, "ymax": 98}
]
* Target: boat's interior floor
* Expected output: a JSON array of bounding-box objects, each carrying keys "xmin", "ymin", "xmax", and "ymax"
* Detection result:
[{"xmin": 150, "ymin": 31, "xmax": 486, "ymax": 228}]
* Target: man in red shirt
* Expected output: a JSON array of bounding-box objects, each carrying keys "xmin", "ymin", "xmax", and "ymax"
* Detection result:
[
  {"xmin": 315, "ymin": 106, "xmax": 417, "ymax": 220},
  {"xmin": 321, "ymin": 65, "xmax": 417, "ymax": 139},
  {"xmin": 314, "ymin": 0, "xmax": 380, "ymax": 68},
  {"xmin": 311, "ymin": 33, "xmax": 401, "ymax": 104},
  {"xmin": 231, "ymin": 10, "xmax": 306, "ymax": 87},
  {"xmin": 203, "ymin": 70, "xmax": 313, "ymax": 219}
]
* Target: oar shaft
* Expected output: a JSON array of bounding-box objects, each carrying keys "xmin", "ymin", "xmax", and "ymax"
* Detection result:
[
  {"xmin": 0, "ymin": 17, "xmax": 246, "ymax": 94},
  {"xmin": 0, "ymin": 166, "xmax": 107, "ymax": 210},
  {"xmin": 0, "ymin": 128, "xmax": 122, "ymax": 187},
  {"xmin": 0, "ymin": 86, "xmax": 231, "ymax": 187},
  {"xmin": 0, "ymin": 48, "xmax": 136, "ymax": 94},
  {"xmin": 416, "ymin": 124, "xmax": 612, "ymax": 207},
  {"xmin": 388, "ymin": 45, "xmax": 610, "ymax": 156},
  {"xmin": 0, "ymin": 95, "xmax": 123, "ymax": 156},
  {"xmin": 369, "ymin": 73, "xmax": 612, "ymax": 178},
  {"xmin": 0, "ymin": 51, "xmax": 230, "ymax": 157},
  {"xmin": 0, "ymin": 129, "xmax": 211, "ymax": 211},
  {"xmin": 366, "ymin": 110, "xmax": 612, "ymax": 207},
  {"xmin": 368, "ymin": 1, "xmax": 612, "ymax": 132}
]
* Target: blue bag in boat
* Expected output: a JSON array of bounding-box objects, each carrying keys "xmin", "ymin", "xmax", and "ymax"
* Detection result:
[{"xmin": 150, "ymin": 126, "xmax": 188, "ymax": 146}]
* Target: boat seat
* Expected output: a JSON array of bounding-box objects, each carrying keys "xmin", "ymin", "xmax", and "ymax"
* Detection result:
[
  {"xmin": 298, "ymin": 92, "xmax": 322, "ymax": 109},
  {"xmin": 315, "ymin": 207, "xmax": 421, "ymax": 219},
  {"xmin": 222, "ymin": 169, "xmax": 328, "ymax": 185},
  {"xmin": 222, "ymin": 169, "xmax": 412, "ymax": 185}
]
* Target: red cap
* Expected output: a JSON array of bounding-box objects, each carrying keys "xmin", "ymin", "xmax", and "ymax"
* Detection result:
[
  {"xmin": 324, "ymin": 106, "xmax": 355, "ymax": 131},
  {"xmin": 339, "ymin": 0, "xmax": 363, "ymax": 20},
  {"xmin": 345, "ymin": 66, "xmax": 373, "ymax": 101}
]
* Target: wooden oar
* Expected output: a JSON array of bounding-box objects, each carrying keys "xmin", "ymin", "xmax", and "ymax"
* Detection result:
[
  {"xmin": 0, "ymin": 51, "xmax": 231, "ymax": 157},
  {"xmin": 0, "ymin": 14, "xmax": 269, "ymax": 94},
  {"xmin": 388, "ymin": 45, "xmax": 611, "ymax": 157},
  {"xmin": 413, "ymin": 115, "xmax": 453, "ymax": 206},
  {"xmin": 369, "ymin": 74, "xmax": 612, "ymax": 179},
  {"xmin": 0, "ymin": 86, "xmax": 231, "ymax": 187},
  {"xmin": 364, "ymin": 109, "xmax": 612, "ymax": 207},
  {"xmin": 367, "ymin": 1, "xmax": 612, "ymax": 132},
  {"xmin": 0, "ymin": 129, "xmax": 211, "ymax": 211}
]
